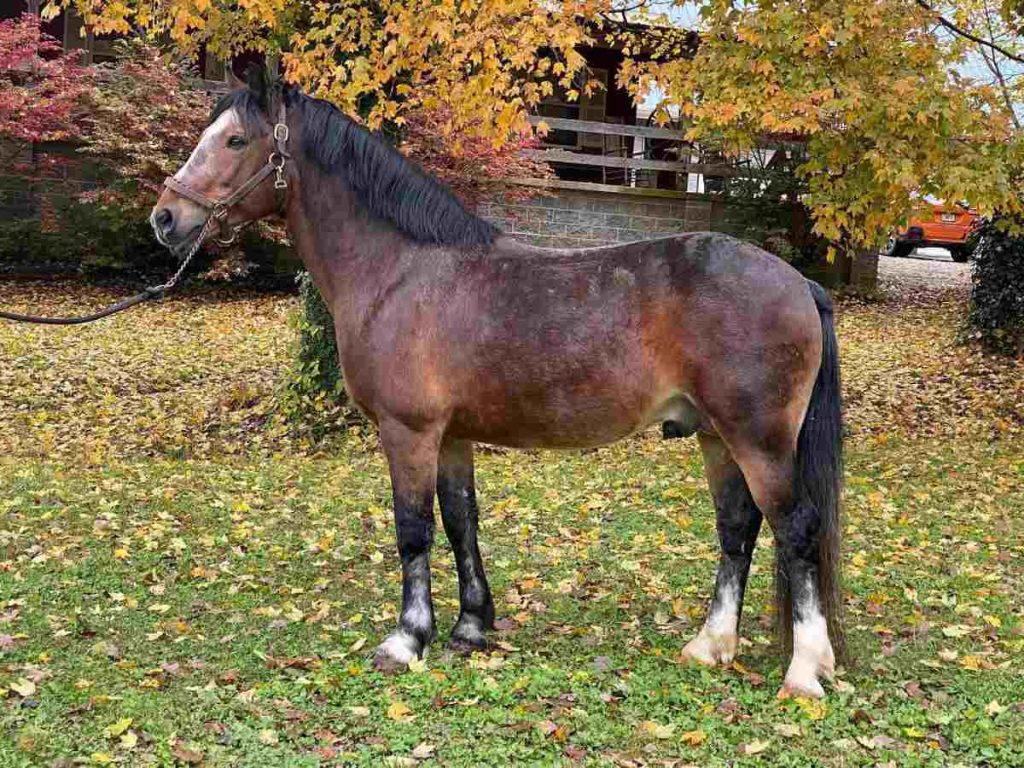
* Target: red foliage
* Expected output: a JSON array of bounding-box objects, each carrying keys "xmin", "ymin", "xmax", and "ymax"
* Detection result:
[
  {"xmin": 82, "ymin": 41, "xmax": 213, "ymax": 204},
  {"xmin": 401, "ymin": 107, "xmax": 552, "ymax": 206},
  {"xmin": 0, "ymin": 13, "xmax": 93, "ymax": 146}
]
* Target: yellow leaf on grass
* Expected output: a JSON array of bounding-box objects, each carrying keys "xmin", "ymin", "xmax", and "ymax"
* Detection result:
[
  {"xmin": 9, "ymin": 678, "xmax": 36, "ymax": 697},
  {"xmin": 259, "ymin": 729, "xmax": 279, "ymax": 745},
  {"xmin": 103, "ymin": 718, "xmax": 133, "ymax": 738},
  {"xmin": 680, "ymin": 729, "xmax": 707, "ymax": 746},
  {"xmin": 795, "ymin": 696, "xmax": 827, "ymax": 720},
  {"xmin": 387, "ymin": 701, "xmax": 412, "ymax": 721},
  {"xmin": 119, "ymin": 731, "xmax": 138, "ymax": 750},
  {"xmin": 638, "ymin": 720, "xmax": 675, "ymax": 739},
  {"xmin": 740, "ymin": 739, "xmax": 771, "ymax": 755}
]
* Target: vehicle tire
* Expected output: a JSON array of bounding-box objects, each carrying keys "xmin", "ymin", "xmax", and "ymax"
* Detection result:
[
  {"xmin": 950, "ymin": 246, "xmax": 970, "ymax": 263},
  {"xmin": 886, "ymin": 238, "xmax": 914, "ymax": 258}
]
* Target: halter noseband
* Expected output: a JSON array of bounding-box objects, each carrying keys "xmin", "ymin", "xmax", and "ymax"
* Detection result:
[{"xmin": 162, "ymin": 101, "xmax": 291, "ymax": 246}]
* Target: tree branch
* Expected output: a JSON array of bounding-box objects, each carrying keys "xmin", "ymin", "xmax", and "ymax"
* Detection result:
[{"xmin": 916, "ymin": 0, "xmax": 1024, "ymax": 63}]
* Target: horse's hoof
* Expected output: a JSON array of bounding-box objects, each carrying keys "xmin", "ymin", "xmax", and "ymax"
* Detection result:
[
  {"xmin": 448, "ymin": 619, "xmax": 488, "ymax": 655},
  {"xmin": 372, "ymin": 630, "xmax": 422, "ymax": 673},
  {"xmin": 681, "ymin": 631, "xmax": 737, "ymax": 666},
  {"xmin": 447, "ymin": 636, "xmax": 488, "ymax": 656},
  {"xmin": 777, "ymin": 677, "xmax": 826, "ymax": 700}
]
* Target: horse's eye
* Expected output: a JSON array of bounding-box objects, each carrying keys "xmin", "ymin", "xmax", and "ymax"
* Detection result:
[{"xmin": 227, "ymin": 135, "xmax": 248, "ymax": 150}]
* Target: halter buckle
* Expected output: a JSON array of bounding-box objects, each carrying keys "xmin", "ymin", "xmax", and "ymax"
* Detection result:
[
  {"xmin": 273, "ymin": 123, "xmax": 289, "ymax": 142},
  {"xmin": 270, "ymin": 151, "xmax": 288, "ymax": 190}
]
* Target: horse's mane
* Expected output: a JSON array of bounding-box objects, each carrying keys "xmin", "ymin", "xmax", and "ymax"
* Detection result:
[{"xmin": 211, "ymin": 81, "xmax": 498, "ymax": 248}]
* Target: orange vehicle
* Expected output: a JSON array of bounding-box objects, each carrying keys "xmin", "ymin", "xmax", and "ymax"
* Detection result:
[{"xmin": 887, "ymin": 203, "xmax": 980, "ymax": 262}]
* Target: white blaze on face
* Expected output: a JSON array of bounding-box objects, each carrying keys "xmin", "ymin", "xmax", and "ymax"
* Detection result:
[{"xmin": 174, "ymin": 109, "xmax": 240, "ymax": 183}]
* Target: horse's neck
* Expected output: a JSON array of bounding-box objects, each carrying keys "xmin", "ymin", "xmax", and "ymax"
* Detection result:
[
  {"xmin": 284, "ymin": 166, "xmax": 420, "ymax": 336},
  {"xmin": 286, "ymin": 169, "xmax": 405, "ymax": 290}
]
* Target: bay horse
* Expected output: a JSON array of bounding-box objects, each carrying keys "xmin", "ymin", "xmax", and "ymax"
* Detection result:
[{"xmin": 152, "ymin": 72, "xmax": 845, "ymax": 698}]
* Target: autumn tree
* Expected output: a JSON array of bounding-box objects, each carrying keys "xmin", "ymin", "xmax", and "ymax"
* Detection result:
[{"xmin": 43, "ymin": 0, "xmax": 1024, "ymax": 251}]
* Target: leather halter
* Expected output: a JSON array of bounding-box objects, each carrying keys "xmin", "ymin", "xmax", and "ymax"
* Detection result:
[{"xmin": 162, "ymin": 101, "xmax": 291, "ymax": 245}]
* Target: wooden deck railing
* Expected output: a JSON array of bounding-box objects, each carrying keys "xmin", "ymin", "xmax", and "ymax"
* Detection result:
[{"xmin": 523, "ymin": 115, "xmax": 737, "ymax": 179}]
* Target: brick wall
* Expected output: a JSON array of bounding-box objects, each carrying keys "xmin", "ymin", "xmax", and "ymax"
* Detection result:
[{"xmin": 0, "ymin": 141, "xmax": 105, "ymax": 226}]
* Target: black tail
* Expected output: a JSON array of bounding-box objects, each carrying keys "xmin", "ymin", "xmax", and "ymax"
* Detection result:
[{"xmin": 776, "ymin": 280, "xmax": 846, "ymax": 660}]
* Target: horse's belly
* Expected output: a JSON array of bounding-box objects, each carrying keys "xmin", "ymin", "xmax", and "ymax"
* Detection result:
[{"xmin": 447, "ymin": 390, "xmax": 703, "ymax": 449}]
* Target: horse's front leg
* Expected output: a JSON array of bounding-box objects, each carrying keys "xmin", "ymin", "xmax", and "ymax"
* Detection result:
[
  {"xmin": 373, "ymin": 420, "xmax": 443, "ymax": 671},
  {"xmin": 438, "ymin": 438, "xmax": 495, "ymax": 652}
]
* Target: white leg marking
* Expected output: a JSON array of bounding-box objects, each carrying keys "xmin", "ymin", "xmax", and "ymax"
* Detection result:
[
  {"xmin": 780, "ymin": 577, "xmax": 835, "ymax": 699},
  {"xmin": 404, "ymin": 598, "xmax": 433, "ymax": 636},
  {"xmin": 682, "ymin": 577, "xmax": 740, "ymax": 666}
]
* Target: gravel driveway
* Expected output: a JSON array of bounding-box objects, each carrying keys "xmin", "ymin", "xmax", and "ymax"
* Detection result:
[{"xmin": 878, "ymin": 247, "xmax": 971, "ymax": 290}]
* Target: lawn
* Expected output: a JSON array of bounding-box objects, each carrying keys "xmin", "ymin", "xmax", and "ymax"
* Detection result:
[{"xmin": 1, "ymin": 277, "xmax": 1022, "ymax": 767}]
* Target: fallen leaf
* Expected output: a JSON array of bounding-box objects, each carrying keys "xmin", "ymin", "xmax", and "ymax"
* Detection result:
[
  {"xmin": 9, "ymin": 678, "xmax": 36, "ymax": 697},
  {"xmin": 103, "ymin": 718, "xmax": 133, "ymax": 738},
  {"xmin": 638, "ymin": 720, "xmax": 675, "ymax": 740},
  {"xmin": 774, "ymin": 723, "xmax": 802, "ymax": 738},
  {"xmin": 739, "ymin": 739, "xmax": 770, "ymax": 755},
  {"xmin": 170, "ymin": 743, "xmax": 204, "ymax": 764},
  {"xmin": 680, "ymin": 729, "xmax": 707, "ymax": 746},
  {"xmin": 258, "ymin": 729, "xmax": 278, "ymax": 745},
  {"xmin": 387, "ymin": 701, "xmax": 412, "ymax": 721},
  {"xmin": 411, "ymin": 742, "xmax": 435, "ymax": 759}
]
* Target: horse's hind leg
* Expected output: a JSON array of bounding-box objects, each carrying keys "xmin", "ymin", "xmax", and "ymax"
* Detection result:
[
  {"xmin": 437, "ymin": 438, "xmax": 495, "ymax": 651},
  {"xmin": 733, "ymin": 445, "xmax": 836, "ymax": 699},
  {"xmin": 682, "ymin": 433, "xmax": 763, "ymax": 666},
  {"xmin": 373, "ymin": 420, "xmax": 443, "ymax": 671}
]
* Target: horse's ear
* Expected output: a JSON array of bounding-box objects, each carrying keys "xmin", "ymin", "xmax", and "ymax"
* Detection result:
[
  {"xmin": 244, "ymin": 64, "xmax": 271, "ymax": 111},
  {"xmin": 225, "ymin": 67, "xmax": 246, "ymax": 91}
]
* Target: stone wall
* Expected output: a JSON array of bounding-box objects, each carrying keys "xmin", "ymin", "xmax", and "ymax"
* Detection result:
[
  {"xmin": 479, "ymin": 182, "xmax": 878, "ymax": 291},
  {"xmin": 478, "ymin": 184, "xmax": 715, "ymax": 248}
]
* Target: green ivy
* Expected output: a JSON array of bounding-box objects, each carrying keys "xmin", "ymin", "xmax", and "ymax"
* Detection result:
[{"xmin": 277, "ymin": 271, "xmax": 364, "ymax": 441}]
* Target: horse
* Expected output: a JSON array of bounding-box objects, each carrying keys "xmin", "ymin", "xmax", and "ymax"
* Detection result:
[{"xmin": 151, "ymin": 70, "xmax": 845, "ymax": 699}]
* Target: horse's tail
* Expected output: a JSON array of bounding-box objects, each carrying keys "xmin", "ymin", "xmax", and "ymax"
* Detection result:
[{"xmin": 776, "ymin": 280, "xmax": 846, "ymax": 660}]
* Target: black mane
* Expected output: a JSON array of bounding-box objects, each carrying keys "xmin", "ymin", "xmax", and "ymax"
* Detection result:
[{"xmin": 211, "ymin": 87, "xmax": 498, "ymax": 248}]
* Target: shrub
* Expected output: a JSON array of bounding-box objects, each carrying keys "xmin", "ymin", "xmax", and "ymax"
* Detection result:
[
  {"xmin": 277, "ymin": 272, "xmax": 364, "ymax": 441},
  {"xmin": 966, "ymin": 217, "xmax": 1024, "ymax": 355}
]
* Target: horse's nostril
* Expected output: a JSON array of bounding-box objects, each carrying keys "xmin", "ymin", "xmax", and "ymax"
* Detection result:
[{"xmin": 155, "ymin": 208, "xmax": 174, "ymax": 234}]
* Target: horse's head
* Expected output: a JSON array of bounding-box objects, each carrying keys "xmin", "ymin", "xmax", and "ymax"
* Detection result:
[{"xmin": 151, "ymin": 68, "xmax": 289, "ymax": 253}]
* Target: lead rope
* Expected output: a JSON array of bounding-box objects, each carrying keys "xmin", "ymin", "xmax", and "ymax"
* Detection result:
[{"xmin": 0, "ymin": 216, "xmax": 215, "ymax": 326}]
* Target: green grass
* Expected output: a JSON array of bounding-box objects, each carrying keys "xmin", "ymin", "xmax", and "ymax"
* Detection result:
[
  {"xmin": 1, "ymin": 279, "xmax": 1022, "ymax": 766},
  {"xmin": 1, "ymin": 437, "xmax": 1022, "ymax": 767}
]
